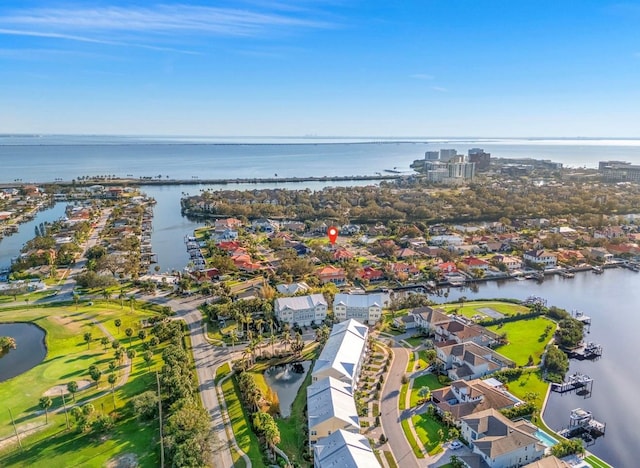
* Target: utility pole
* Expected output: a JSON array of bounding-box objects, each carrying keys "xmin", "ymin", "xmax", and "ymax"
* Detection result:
[
  {"xmin": 156, "ymin": 371, "xmax": 165, "ymax": 468},
  {"xmin": 61, "ymin": 390, "xmax": 70, "ymax": 430},
  {"xmin": 8, "ymin": 409, "xmax": 22, "ymax": 450}
]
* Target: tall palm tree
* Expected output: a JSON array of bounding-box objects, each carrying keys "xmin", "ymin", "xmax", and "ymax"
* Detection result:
[
  {"xmin": 39, "ymin": 396, "xmax": 52, "ymax": 424},
  {"xmin": 281, "ymin": 329, "xmax": 291, "ymax": 353}
]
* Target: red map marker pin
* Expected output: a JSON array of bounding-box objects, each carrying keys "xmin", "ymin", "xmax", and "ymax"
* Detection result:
[{"xmin": 327, "ymin": 226, "xmax": 339, "ymax": 245}]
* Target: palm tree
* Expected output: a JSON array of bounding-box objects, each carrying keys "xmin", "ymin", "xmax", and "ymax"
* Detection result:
[
  {"xmin": 100, "ymin": 336, "xmax": 109, "ymax": 351},
  {"xmin": 138, "ymin": 330, "xmax": 147, "ymax": 342},
  {"xmin": 126, "ymin": 348, "xmax": 136, "ymax": 368},
  {"xmin": 281, "ymin": 329, "xmax": 291, "ymax": 353},
  {"xmin": 125, "ymin": 327, "xmax": 133, "ymax": 347},
  {"xmin": 102, "ymin": 289, "xmax": 111, "ymax": 302},
  {"xmin": 144, "ymin": 350, "xmax": 153, "ymax": 371},
  {"xmin": 108, "ymin": 373, "xmax": 117, "ymax": 408},
  {"xmin": 114, "ymin": 319, "xmax": 121, "ymax": 334},
  {"xmin": 83, "ymin": 332, "xmax": 92, "ymax": 349},
  {"xmin": 67, "ymin": 381, "xmax": 78, "ymax": 402},
  {"xmin": 39, "ymin": 396, "xmax": 52, "ymax": 424},
  {"xmin": 269, "ymin": 333, "xmax": 276, "ymax": 356}
]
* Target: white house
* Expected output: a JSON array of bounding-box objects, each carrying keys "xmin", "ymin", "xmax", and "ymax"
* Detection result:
[
  {"xmin": 313, "ymin": 429, "xmax": 381, "ymax": 468},
  {"xmin": 333, "ymin": 293, "xmax": 385, "ymax": 325},
  {"xmin": 523, "ymin": 250, "xmax": 557, "ymax": 267},
  {"xmin": 461, "ymin": 409, "xmax": 545, "ymax": 467},
  {"xmin": 436, "ymin": 342, "xmax": 514, "ymax": 381},
  {"xmin": 307, "ymin": 377, "xmax": 359, "ymax": 445},
  {"xmin": 274, "ymin": 294, "xmax": 328, "ymax": 327},
  {"xmin": 312, "ymin": 319, "xmax": 368, "ymax": 388},
  {"xmin": 430, "ymin": 234, "xmax": 464, "ymax": 246},
  {"xmin": 276, "ymin": 282, "xmax": 310, "ymax": 295},
  {"xmin": 493, "ymin": 254, "xmax": 522, "ymax": 270}
]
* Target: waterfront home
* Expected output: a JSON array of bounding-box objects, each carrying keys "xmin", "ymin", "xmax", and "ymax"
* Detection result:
[
  {"xmin": 436, "ymin": 261, "xmax": 458, "ymax": 274},
  {"xmin": 460, "ymin": 408, "xmax": 545, "ymax": 468},
  {"xmin": 436, "ymin": 341, "xmax": 514, "ymax": 381},
  {"xmin": 411, "ymin": 306, "xmax": 451, "ymax": 331},
  {"xmin": 523, "ymin": 456, "xmax": 571, "ymax": 468},
  {"xmin": 307, "ymin": 377, "xmax": 359, "ymax": 445},
  {"xmin": 214, "ymin": 217, "xmax": 242, "ymax": 232},
  {"xmin": 389, "ymin": 262, "xmax": 419, "ymax": 276},
  {"xmin": 274, "ymin": 294, "xmax": 328, "ymax": 327},
  {"xmin": 333, "ymin": 293, "xmax": 385, "ymax": 325},
  {"xmin": 312, "ymin": 319, "xmax": 368, "ymax": 388},
  {"xmin": 492, "ymin": 254, "xmax": 522, "ymax": 270},
  {"xmin": 523, "ymin": 249, "xmax": 557, "ymax": 267},
  {"xmin": 430, "ymin": 378, "xmax": 517, "ymax": 422},
  {"xmin": 316, "ymin": 265, "xmax": 346, "ymax": 285},
  {"xmin": 582, "ymin": 247, "xmax": 614, "ymax": 262},
  {"xmin": 313, "ymin": 429, "xmax": 380, "ymax": 468},
  {"xmin": 462, "ymin": 256, "xmax": 491, "ymax": 271}
]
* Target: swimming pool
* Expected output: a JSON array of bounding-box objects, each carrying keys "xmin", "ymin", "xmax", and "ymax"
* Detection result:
[{"xmin": 535, "ymin": 429, "xmax": 558, "ymax": 447}]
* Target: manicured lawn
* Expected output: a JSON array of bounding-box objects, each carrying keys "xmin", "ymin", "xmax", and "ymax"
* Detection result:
[
  {"xmin": 405, "ymin": 336, "xmax": 424, "ymax": 348},
  {"xmin": 401, "ymin": 418, "xmax": 424, "ymax": 458},
  {"xmin": 384, "ymin": 450, "xmax": 399, "ymax": 468},
  {"xmin": 487, "ymin": 317, "xmax": 554, "ymax": 366},
  {"xmin": 221, "ymin": 376, "xmax": 266, "ymax": 468},
  {"xmin": 415, "ymin": 349, "xmax": 432, "ymax": 370},
  {"xmin": 503, "ymin": 371, "xmax": 549, "ymax": 411},
  {"xmin": 405, "ymin": 351, "xmax": 416, "ymax": 372},
  {"xmin": 0, "ymin": 303, "xmax": 172, "ymax": 467},
  {"xmin": 410, "ymin": 374, "xmax": 444, "ymax": 407},
  {"xmin": 585, "ymin": 455, "xmax": 613, "ymax": 468},
  {"xmin": 411, "ymin": 412, "xmax": 450, "ymax": 455},
  {"xmin": 441, "ymin": 301, "xmax": 529, "ymax": 319},
  {"xmin": 215, "ymin": 362, "xmax": 231, "ymax": 383}
]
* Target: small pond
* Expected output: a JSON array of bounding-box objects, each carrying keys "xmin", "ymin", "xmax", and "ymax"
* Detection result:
[
  {"xmin": 0, "ymin": 323, "xmax": 47, "ymax": 382},
  {"xmin": 263, "ymin": 361, "xmax": 311, "ymax": 417}
]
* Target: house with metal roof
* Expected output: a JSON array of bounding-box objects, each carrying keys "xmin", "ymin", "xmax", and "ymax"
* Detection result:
[
  {"xmin": 307, "ymin": 377, "xmax": 359, "ymax": 445},
  {"xmin": 274, "ymin": 293, "xmax": 327, "ymax": 327},
  {"xmin": 333, "ymin": 293, "xmax": 386, "ymax": 325},
  {"xmin": 313, "ymin": 429, "xmax": 381, "ymax": 468}
]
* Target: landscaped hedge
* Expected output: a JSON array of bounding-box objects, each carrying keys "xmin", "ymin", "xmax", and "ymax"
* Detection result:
[{"xmin": 477, "ymin": 310, "xmax": 542, "ymax": 327}]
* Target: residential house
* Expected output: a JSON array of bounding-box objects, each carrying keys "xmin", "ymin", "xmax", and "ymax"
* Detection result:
[
  {"xmin": 313, "ymin": 429, "xmax": 381, "ymax": 468},
  {"xmin": 461, "ymin": 409, "xmax": 545, "ymax": 468},
  {"xmin": 332, "ymin": 247, "xmax": 355, "ymax": 262},
  {"xmin": 462, "ymin": 256, "xmax": 491, "ymax": 271},
  {"xmin": 333, "ymin": 293, "xmax": 385, "ymax": 325},
  {"xmin": 252, "ymin": 218, "xmax": 278, "ymax": 233},
  {"xmin": 582, "ymin": 247, "xmax": 614, "ymax": 262},
  {"xmin": 436, "ymin": 342, "xmax": 514, "ymax": 381},
  {"xmin": 492, "ymin": 255, "xmax": 522, "ymax": 270},
  {"xmin": 317, "ymin": 265, "xmax": 346, "ymax": 285},
  {"xmin": 436, "ymin": 261, "xmax": 458, "ymax": 274},
  {"xmin": 312, "ymin": 319, "xmax": 368, "ymax": 388},
  {"xmin": 523, "ymin": 456, "xmax": 571, "ymax": 468},
  {"xmin": 214, "ymin": 218, "xmax": 242, "ymax": 232},
  {"xmin": 523, "ymin": 250, "xmax": 557, "ymax": 268},
  {"xmin": 281, "ymin": 221, "xmax": 306, "ymax": 232},
  {"xmin": 411, "ymin": 306, "xmax": 451, "ymax": 331},
  {"xmin": 276, "ymin": 282, "xmax": 310, "ymax": 295},
  {"xmin": 274, "ymin": 294, "xmax": 328, "ymax": 327},
  {"xmin": 389, "ymin": 262, "xmax": 419, "ymax": 276},
  {"xmin": 396, "ymin": 247, "xmax": 419, "ymax": 259},
  {"xmin": 430, "ymin": 378, "xmax": 517, "ymax": 422},
  {"xmin": 307, "ymin": 377, "xmax": 359, "ymax": 445},
  {"xmin": 430, "ymin": 234, "xmax": 464, "ymax": 246},
  {"xmin": 357, "ymin": 266, "xmax": 384, "ymax": 282}
]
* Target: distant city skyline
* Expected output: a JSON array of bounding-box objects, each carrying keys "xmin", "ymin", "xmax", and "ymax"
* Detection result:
[{"xmin": 1, "ymin": 1, "xmax": 639, "ymax": 137}]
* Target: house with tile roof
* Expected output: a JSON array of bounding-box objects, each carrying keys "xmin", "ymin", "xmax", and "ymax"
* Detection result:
[
  {"xmin": 313, "ymin": 429, "xmax": 381, "ymax": 468},
  {"xmin": 317, "ymin": 265, "xmax": 346, "ymax": 285},
  {"xmin": 523, "ymin": 249, "xmax": 557, "ymax": 267},
  {"xmin": 274, "ymin": 294, "xmax": 328, "ymax": 326},
  {"xmin": 307, "ymin": 377, "xmax": 359, "ymax": 445},
  {"xmin": 460, "ymin": 408, "xmax": 545, "ymax": 468}
]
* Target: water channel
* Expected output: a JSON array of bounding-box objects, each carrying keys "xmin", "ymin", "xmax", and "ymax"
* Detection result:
[
  {"xmin": 431, "ymin": 269, "xmax": 638, "ymax": 468},
  {"xmin": 263, "ymin": 361, "xmax": 312, "ymax": 418},
  {"xmin": 0, "ymin": 323, "xmax": 47, "ymax": 382}
]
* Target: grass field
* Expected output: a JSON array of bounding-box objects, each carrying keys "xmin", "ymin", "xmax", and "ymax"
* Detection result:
[
  {"xmin": 585, "ymin": 455, "xmax": 613, "ymax": 468},
  {"xmin": 487, "ymin": 317, "xmax": 554, "ymax": 365},
  {"xmin": 441, "ymin": 301, "xmax": 529, "ymax": 319},
  {"xmin": 275, "ymin": 370, "xmax": 312, "ymax": 467},
  {"xmin": 503, "ymin": 371, "xmax": 549, "ymax": 411},
  {"xmin": 0, "ymin": 302, "xmax": 166, "ymax": 467},
  {"xmin": 411, "ymin": 412, "xmax": 450, "ymax": 455},
  {"xmin": 410, "ymin": 373, "xmax": 444, "ymax": 407}
]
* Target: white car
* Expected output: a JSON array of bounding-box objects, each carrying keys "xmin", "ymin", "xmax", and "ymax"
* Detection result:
[{"xmin": 450, "ymin": 441, "xmax": 463, "ymax": 450}]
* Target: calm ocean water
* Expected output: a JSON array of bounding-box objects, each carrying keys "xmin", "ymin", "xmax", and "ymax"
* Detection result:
[{"xmin": 1, "ymin": 136, "xmax": 640, "ymax": 183}]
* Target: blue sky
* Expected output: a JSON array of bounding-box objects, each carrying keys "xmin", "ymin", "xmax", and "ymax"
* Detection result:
[{"xmin": 1, "ymin": 0, "xmax": 639, "ymax": 137}]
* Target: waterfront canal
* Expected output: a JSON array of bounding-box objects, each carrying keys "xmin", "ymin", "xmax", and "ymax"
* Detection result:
[{"xmin": 432, "ymin": 269, "xmax": 638, "ymax": 468}]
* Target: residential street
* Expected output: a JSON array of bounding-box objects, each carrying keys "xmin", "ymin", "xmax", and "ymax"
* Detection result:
[{"xmin": 380, "ymin": 341, "xmax": 420, "ymax": 468}]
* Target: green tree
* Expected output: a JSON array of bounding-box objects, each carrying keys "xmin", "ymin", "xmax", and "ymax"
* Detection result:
[
  {"xmin": 83, "ymin": 332, "xmax": 92, "ymax": 349},
  {"xmin": 39, "ymin": 396, "xmax": 52, "ymax": 423},
  {"xmin": 138, "ymin": 329, "xmax": 147, "ymax": 342},
  {"xmin": 100, "ymin": 336, "xmax": 109, "ymax": 351},
  {"xmin": 125, "ymin": 327, "xmax": 133, "ymax": 347},
  {"xmin": 114, "ymin": 319, "xmax": 121, "ymax": 334},
  {"xmin": 67, "ymin": 381, "xmax": 78, "ymax": 402},
  {"xmin": 144, "ymin": 350, "xmax": 154, "ymax": 370}
]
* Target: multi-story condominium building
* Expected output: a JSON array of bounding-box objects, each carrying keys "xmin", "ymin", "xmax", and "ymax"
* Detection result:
[
  {"xmin": 333, "ymin": 293, "xmax": 385, "ymax": 325},
  {"xmin": 307, "ymin": 377, "xmax": 359, "ymax": 445},
  {"xmin": 274, "ymin": 294, "xmax": 327, "ymax": 327},
  {"xmin": 313, "ymin": 429, "xmax": 381, "ymax": 468}
]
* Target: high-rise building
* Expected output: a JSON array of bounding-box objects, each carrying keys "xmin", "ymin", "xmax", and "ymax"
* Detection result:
[
  {"xmin": 468, "ymin": 148, "xmax": 491, "ymax": 171},
  {"xmin": 439, "ymin": 149, "xmax": 458, "ymax": 161},
  {"xmin": 424, "ymin": 151, "xmax": 440, "ymax": 160}
]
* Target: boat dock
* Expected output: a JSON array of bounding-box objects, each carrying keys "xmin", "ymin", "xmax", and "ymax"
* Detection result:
[
  {"xmin": 558, "ymin": 408, "xmax": 606, "ymax": 444},
  {"xmin": 566, "ymin": 341, "xmax": 603, "ymax": 360},
  {"xmin": 550, "ymin": 372, "xmax": 594, "ymax": 396}
]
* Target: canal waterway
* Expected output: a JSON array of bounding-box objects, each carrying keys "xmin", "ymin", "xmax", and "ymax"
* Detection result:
[
  {"xmin": 431, "ymin": 269, "xmax": 638, "ymax": 468},
  {"xmin": 0, "ymin": 323, "xmax": 47, "ymax": 382},
  {"xmin": 0, "ymin": 203, "xmax": 67, "ymax": 270}
]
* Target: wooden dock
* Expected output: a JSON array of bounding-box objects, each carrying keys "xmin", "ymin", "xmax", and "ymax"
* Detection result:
[{"xmin": 550, "ymin": 372, "xmax": 594, "ymax": 396}]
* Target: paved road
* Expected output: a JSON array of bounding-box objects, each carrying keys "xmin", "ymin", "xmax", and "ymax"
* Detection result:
[
  {"xmin": 148, "ymin": 294, "xmax": 234, "ymax": 468},
  {"xmin": 380, "ymin": 341, "xmax": 420, "ymax": 468}
]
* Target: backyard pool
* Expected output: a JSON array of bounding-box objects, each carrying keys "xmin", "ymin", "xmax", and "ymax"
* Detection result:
[{"xmin": 535, "ymin": 429, "xmax": 558, "ymax": 447}]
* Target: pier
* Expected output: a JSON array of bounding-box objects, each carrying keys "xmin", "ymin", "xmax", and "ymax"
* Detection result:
[
  {"xmin": 550, "ymin": 372, "xmax": 594, "ymax": 397},
  {"xmin": 558, "ymin": 408, "xmax": 606, "ymax": 444},
  {"xmin": 565, "ymin": 341, "xmax": 603, "ymax": 360}
]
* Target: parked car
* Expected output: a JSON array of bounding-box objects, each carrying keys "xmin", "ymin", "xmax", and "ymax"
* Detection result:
[{"xmin": 450, "ymin": 441, "xmax": 463, "ymax": 450}]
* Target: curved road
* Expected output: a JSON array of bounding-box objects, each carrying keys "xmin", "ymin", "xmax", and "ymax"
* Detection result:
[{"xmin": 380, "ymin": 341, "xmax": 420, "ymax": 468}]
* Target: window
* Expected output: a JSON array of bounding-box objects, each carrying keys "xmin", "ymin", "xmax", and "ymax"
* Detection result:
[{"xmin": 311, "ymin": 430, "xmax": 317, "ymax": 435}]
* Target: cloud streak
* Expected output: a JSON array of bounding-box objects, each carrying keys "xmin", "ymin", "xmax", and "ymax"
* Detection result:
[{"xmin": 0, "ymin": 4, "xmax": 335, "ymax": 46}]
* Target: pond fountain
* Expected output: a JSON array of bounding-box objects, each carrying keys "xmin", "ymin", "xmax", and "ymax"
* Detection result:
[
  {"xmin": 263, "ymin": 361, "xmax": 311, "ymax": 417},
  {"xmin": 0, "ymin": 323, "xmax": 47, "ymax": 382}
]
